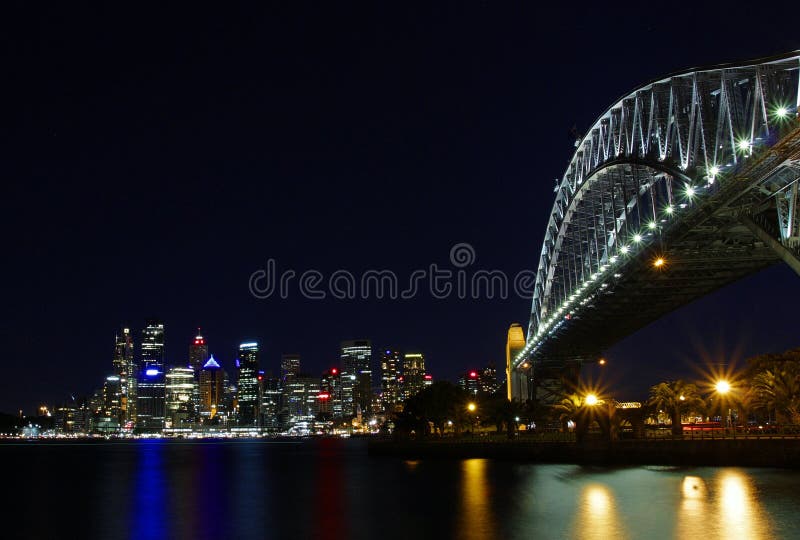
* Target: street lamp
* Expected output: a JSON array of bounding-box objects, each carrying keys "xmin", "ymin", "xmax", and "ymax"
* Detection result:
[
  {"xmin": 715, "ymin": 380, "xmax": 733, "ymax": 437},
  {"xmin": 466, "ymin": 402, "xmax": 477, "ymax": 434},
  {"xmin": 585, "ymin": 394, "xmax": 598, "ymax": 406}
]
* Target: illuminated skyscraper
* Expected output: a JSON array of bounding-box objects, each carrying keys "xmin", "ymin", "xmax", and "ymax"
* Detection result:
[
  {"xmin": 320, "ymin": 367, "xmax": 341, "ymax": 417},
  {"xmin": 259, "ymin": 372, "xmax": 281, "ymax": 432},
  {"xmin": 137, "ymin": 320, "xmax": 166, "ymax": 432},
  {"xmin": 165, "ymin": 366, "xmax": 195, "ymax": 430},
  {"xmin": 402, "ymin": 352, "xmax": 425, "ymax": 401},
  {"xmin": 340, "ymin": 340, "xmax": 372, "ymax": 416},
  {"xmin": 113, "ymin": 328, "xmax": 135, "ymax": 422},
  {"xmin": 188, "ymin": 330, "xmax": 208, "ymax": 423},
  {"xmin": 237, "ymin": 342, "xmax": 260, "ymax": 427},
  {"xmin": 189, "ymin": 329, "xmax": 209, "ymax": 372},
  {"xmin": 280, "ymin": 354, "xmax": 301, "ymax": 380},
  {"xmin": 380, "ymin": 349, "xmax": 401, "ymax": 411},
  {"xmin": 200, "ymin": 355, "xmax": 225, "ymax": 421},
  {"xmin": 102, "ymin": 375, "xmax": 124, "ymax": 425}
]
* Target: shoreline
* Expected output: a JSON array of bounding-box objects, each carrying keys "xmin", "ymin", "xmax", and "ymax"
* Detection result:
[{"xmin": 368, "ymin": 438, "xmax": 800, "ymax": 468}]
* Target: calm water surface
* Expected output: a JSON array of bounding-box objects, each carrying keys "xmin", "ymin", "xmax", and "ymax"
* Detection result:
[{"xmin": 5, "ymin": 438, "xmax": 799, "ymax": 539}]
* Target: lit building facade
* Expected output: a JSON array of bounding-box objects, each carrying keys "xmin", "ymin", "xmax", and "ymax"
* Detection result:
[
  {"xmin": 189, "ymin": 330, "xmax": 208, "ymax": 423},
  {"xmin": 340, "ymin": 340, "xmax": 372, "ymax": 416},
  {"xmin": 401, "ymin": 352, "xmax": 426, "ymax": 401},
  {"xmin": 200, "ymin": 356, "xmax": 225, "ymax": 421},
  {"xmin": 113, "ymin": 328, "xmax": 135, "ymax": 423},
  {"xmin": 380, "ymin": 349, "xmax": 401, "ymax": 412},
  {"xmin": 259, "ymin": 372, "xmax": 281, "ymax": 431},
  {"xmin": 320, "ymin": 367, "xmax": 341, "ymax": 417},
  {"xmin": 137, "ymin": 320, "xmax": 166, "ymax": 431},
  {"xmin": 166, "ymin": 366, "xmax": 195, "ymax": 430},
  {"xmin": 237, "ymin": 342, "xmax": 260, "ymax": 427}
]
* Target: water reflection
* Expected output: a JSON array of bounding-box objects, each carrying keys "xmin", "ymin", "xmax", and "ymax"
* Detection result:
[
  {"xmin": 572, "ymin": 484, "xmax": 627, "ymax": 540},
  {"xmin": 132, "ymin": 441, "xmax": 167, "ymax": 540},
  {"xmin": 459, "ymin": 459, "xmax": 496, "ymax": 540},
  {"xmin": 717, "ymin": 470, "xmax": 772, "ymax": 540}
]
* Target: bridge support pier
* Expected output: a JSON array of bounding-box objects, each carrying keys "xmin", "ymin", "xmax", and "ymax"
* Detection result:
[{"xmin": 740, "ymin": 215, "xmax": 800, "ymax": 277}]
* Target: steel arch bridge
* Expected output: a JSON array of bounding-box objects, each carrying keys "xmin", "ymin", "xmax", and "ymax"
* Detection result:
[{"xmin": 512, "ymin": 51, "xmax": 800, "ymax": 403}]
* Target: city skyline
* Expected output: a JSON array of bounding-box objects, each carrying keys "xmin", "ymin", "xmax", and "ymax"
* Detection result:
[{"xmin": 5, "ymin": 3, "xmax": 800, "ymax": 416}]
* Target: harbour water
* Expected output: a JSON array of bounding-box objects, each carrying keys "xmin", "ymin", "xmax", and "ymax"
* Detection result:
[{"xmin": 5, "ymin": 438, "xmax": 799, "ymax": 539}]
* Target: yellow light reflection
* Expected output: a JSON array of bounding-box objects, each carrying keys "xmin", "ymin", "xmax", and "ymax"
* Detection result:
[
  {"xmin": 460, "ymin": 459, "xmax": 496, "ymax": 540},
  {"xmin": 717, "ymin": 470, "xmax": 772, "ymax": 540},
  {"xmin": 573, "ymin": 484, "xmax": 627, "ymax": 540},
  {"xmin": 681, "ymin": 476, "xmax": 707, "ymax": 499}
]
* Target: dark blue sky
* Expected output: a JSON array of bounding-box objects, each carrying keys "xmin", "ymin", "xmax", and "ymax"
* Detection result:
[{"xmin": 3, "ymin": 3, "xmax": 799, "ymax": 412}]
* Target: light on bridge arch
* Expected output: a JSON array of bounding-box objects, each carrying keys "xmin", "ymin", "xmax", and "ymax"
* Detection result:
[{"xmin": 653, "ymin": 257, "xmax": 666, "ymax": 269}]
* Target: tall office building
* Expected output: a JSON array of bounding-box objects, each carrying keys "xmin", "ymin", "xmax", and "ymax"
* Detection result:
[
  {"xmin": 237, "ymin": 342, "xmax": 260, "ymax": 427},
  {"xmin": 284, "ymin": 374, "xmax": 320, "ymax": 425},
  {"xmin": 280, "ymin": 354, "xmax": 301, "ymax": 380},
  {"xmin": 340, "ymin": 340, "xmax": 372, "ymax": 416},
  {"xmin": 165, "ymin": 366, "xmax": 195, "ymax": 430},
  {"xmin": 259, "ymin": 372, "xmax": 281, "ymax": 431},
  {"xmin": 189, "ymin": 329, "xmax": 209, "ymax": 372},
  {"xmin": 380, "ymin": 349, "xmax": 402, "ymax": 412},
  {"xmin": 102, "ymin": 375, "xmax": 124, "ymax": 425},
  {"xmin": 113, "ymin": 328, "xmax": 135, "ymax": 422},
  {"xmin": 320, "ymin": 367, "xmax": 341, "ymax": 417},
  {"xmin": 200, "ymin": 355, "xmax": 225, "ymax": 421},
  {"xmin": 189, "ymin": 330, "xmax": 208, "ymax": 423},
  {"xmin": 402, "ymin": 352, "xmax": 426, "ymax": 401},
  {"xmin": 137, "ymin": 320, "xmax": 166, "ymax": 431}
]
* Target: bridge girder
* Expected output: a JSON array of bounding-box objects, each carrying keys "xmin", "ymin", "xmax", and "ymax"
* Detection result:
[{"xmin": 518, "ymin": 52, "xmax": 800, "ymax": 380}]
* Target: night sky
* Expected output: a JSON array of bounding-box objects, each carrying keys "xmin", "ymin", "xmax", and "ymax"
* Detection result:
[{"xmin": 4, "ymin": 3, "xmax": 799, "ymax": 413}]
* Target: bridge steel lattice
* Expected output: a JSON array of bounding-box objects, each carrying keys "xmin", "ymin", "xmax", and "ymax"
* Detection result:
[{"xmin": 514, "ymin": 52, "xmax": 800, "ymax": 403}]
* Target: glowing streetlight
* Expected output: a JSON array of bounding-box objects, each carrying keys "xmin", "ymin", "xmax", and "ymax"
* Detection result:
[
  {"xmin": 648, "ymin": 221, "xmax": 658, "ymax": 230},
  {"xmin": 585, "ymin": 394, "xmax": 598, "ymax": 406},
  {"xmin": 653, "ymin": 257, "xmax": 665, "ymax": 268},
  {"xmin": 633, "ymin": 233, "xmax": 642, "ymax": 243},
  {"xmin": 775, "ymin": 106, "xmax": 789, "ymax": 119},
  {"xmin": 737, "ymin": 139, "xmax": 752, "ymax": 152},
  {"xmin": 467, "ymin": 402, "xmax": 477, "ymax": 412},
  {"xmin": 715, "ymin": 380, "xmax": 731, "ymax": 394},
  {"xmin": 598, "ymin": 358, "xmax": 606, "ymax": 366}
]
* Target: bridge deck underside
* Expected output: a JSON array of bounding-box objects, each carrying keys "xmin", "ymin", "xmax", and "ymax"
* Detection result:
[{"xmin": 531, "ymin": 222, "xmax": 779, "ymax": 365}]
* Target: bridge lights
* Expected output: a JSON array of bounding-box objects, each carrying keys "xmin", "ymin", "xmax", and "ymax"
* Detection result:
[
  {"xmin": 633, "ymin": 234, "xmax": 642, "ymax": 243},
  {"xmin": 685, "ymin": 186, "xmax": 696, "ymax": 198},
  {"xmin": 736, "ymin": 138, "xmax": 752, "ymax": 153},
  {"xmin": 665, "ymin": 205, "xmax": 674, "ymax": 215},
  {"xmin": 619, "ymin": 245, "xmax": 629, "ymax": 254},
  {"xmin": 775, "ymin": 106, "xmax": 789, "ymax": 119},
  {"xmin": 648, "ymin": 221, "xmax": 658, "ymax": 230}
]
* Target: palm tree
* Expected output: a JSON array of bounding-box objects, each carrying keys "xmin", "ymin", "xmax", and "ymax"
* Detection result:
[
  {"xmin": 647, "ymin": 380, "xmax": 704, "ymax": 436},
  {"xmin": 748, "ymin": 365, "xmax": 800, "ymax": 424},
  {"xmin": 553, "ymin": 393, "xmax": 582, "ymax": 432}
]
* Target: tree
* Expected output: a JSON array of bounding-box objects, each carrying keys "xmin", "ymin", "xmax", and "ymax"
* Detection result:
[
  {"xmin": 646, "ymin": 380, "xmax": 704, "ymax": 436},
  {"xmin": 553, "ymin": 393, "xmax": 582, "ymax": 432},
  {"xmin": 748, "ymin": 365, "xmax": 800, "ymax": 424},
  {"xmin": 401, "ymin": 381, "xmax": 468, "ymax": 436}
]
